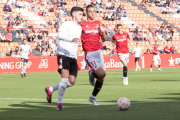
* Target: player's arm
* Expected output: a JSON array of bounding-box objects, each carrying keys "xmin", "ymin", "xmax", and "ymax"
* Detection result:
[
  {"xmin": 100, "ymin": 23, "xmax": 107, "ymax": 42},
  {"xmin": 58, "ymin": 22, "xmax": 80, "ymax": 43},
  {"xmin": 111, "ymin": 35, "xmax": 116, "ymax": 49}
]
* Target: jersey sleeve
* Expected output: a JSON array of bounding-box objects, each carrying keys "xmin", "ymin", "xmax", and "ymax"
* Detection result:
[
  {"xmin": 57, "ymin": 22, "xmax": 74, "ymax": 42},
  {"xmin": 127, "ymin": 33, "xmax": 130, "ymax": 38},
  {"xmin": 112, "ymin": 35, "xmax": 115, "ymax": 41}
]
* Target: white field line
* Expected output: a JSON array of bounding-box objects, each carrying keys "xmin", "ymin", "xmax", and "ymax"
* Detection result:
[{"xmin": 0, "ymin": 98, "xmax": 180, "ymax": 102}]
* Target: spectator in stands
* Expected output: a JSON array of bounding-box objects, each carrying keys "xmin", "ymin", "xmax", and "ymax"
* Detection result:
[
  {"xmin": 35, "ymin": 42, "xmax": 41, "ymax": 52},
  {"xmin": 164, "ymin": 45, "xmax": 170, "ymax": 54},
  {"xmin": 15, "ymin": 13, "xmax": 22, "ymax": 20},
  {"xmin": 47, "ymin": 20, "xmax": 53, "ymax": 28},
  {"xmin": 94, "ymin": 4, "xmax": 99, "ymax": 13},
  {"xmin": 129, "ymin": 24, "xmax": 136, "ymax": 32},
  {"xmin": 42, "ymin": 48, "xmax": 48, "ymax": 56},
  {"xmin": 157, "ymin": 44, "xmax": 164, "ymax": 54},
  {"xmin": 37, "ymin": 33, "xmax": 43, "ymax": 41},
  {"xmin": 155, "ymin": 24, "xmax": 161, "ymax": 34},
  {"xmin": 166, "ymin": 32, "xmax": 172, "ymax": 41},
  {"xmin": 106, "ymin": 0, "xmax": 112, "ymax": 9},
  {"xmin": 5, "ymin": 33, "xmax": 12, "ymax": 42},
  {"xmin": 116, "ymin": 8, "xmax": 121, "ymax": 18},
  {"xmin": 9, "ymin": 47, "xmax": 14, "ymax": 56},
  {"xmin": 4, "ymin": 2, "xmax": 12, "ymax": 12},
  {"xmin": 28, "ymin": 51, "xmax": 34, "ymax": 57},
  {"xmin": 157, "ymin": 32, "xmax": 165, "ymax": 42},
  {"xmin": 135, "ymin": 32, "xmax": 143, "ymax": 41},
  {"xmin": 120, "ymin": 7, "xmax": 127, "ymax": 17},
  {"xmin": 133, "ymin": 26, "xmax": 139, "ymax": 37},
  {"xmin": 8, "ymin": 19, "xmax": 14, "ymax": 27},
  {"xmin": 14, "ymin": 46, "xmax": 19, "ymax": 53},
  {"xmin": 161, "ymin": 5, "xmax": 168, "ymax": 14},
  {"xmin": 61, "ymin": 14, "xmax": 67, "ymax": 23},
  {"xmin": 0, "ymin": 33, "xmax": 6, "ymax": 42},
  {"xmin": 160, "ymin": 23, "xmax": 165, "ymax": 34},
  {"xmin": 4, "ymin": 11, "xmax": 9, "ymax": 20},
  {"xmin": 170, "ymin": 44, "xmax": 175, "ymax": 53},
  {"xmin": 0, "ymin": 51, "xmax": 2, "ymax": 57},
  {"xmin": 167, "ymin": 24, "xmax": 174, "ymax": 36},
  {"xmin": 170, "ymin": 1, "xmax": 177, "ymax": 9},
  {"xmin": 109, "ymin": 49, "xmax": 115, "ymax": 55},
  {"xmin": 38, "ymin": 24, "xmax": 48, "ymax": 36},
  {"xmin": 145, "ymin": 48, "xmax": 152, "ymax": 54},
  {"xmin": 105, "ymin": 23, "xmax": 114, "ymax": 36},
  {"xmin": 141, "ymin": 0, "xmax": 148, "ymax": 9},
  {"xmin": 41, "ymin": 40, "xmax": 47, "ymax": 52},
  {"xmin": 177, "ymin": 4, "xmax": 180, "ymax": 13}
]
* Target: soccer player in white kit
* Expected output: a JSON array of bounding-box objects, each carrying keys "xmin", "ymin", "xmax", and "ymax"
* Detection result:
[
  {"xmin": 132, "ymin": 43, "xmax": 142, "ymax": 71},
  {"xmin": 44, "ymin": 7, "xmax": 84, "ymax": 110},
  {"xmin": 19, "ymin": 39, "xmax": 32, "ymax": 78}
]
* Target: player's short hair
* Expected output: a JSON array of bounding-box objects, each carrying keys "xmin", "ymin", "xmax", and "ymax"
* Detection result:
[
  {"xmin": 23, "ymin": 39, "xmax": 26, "ymax": 41},
  {"xmin": 136, "ymin": 42, "xmax": 139, "ymax": 44},
  {"xmin": 86, "ymin": 5, "xmax": 94, "ymax": 12},
  {"xmin": 70, "ymin": 7, "xmax": 84, "ymax": 16},
  {"xmin": 155, "ymin": 40, "xmax": 157, "ymax": 42},
  {"xmin": 117, "ymin": 24, "xmax": 122, "ymax": 28}
]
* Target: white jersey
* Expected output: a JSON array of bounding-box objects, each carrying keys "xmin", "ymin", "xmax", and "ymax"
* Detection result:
[
  {"xmin": 133, "ymin": 47, "xmax": 141, "ymax": 57},
  {"xmin": 19, "ymin": 44, "xmax": 32, "ymax": 59},
  {"xmin": 56, "ymin": 21, "xmax": 82, "ymax": 59}
]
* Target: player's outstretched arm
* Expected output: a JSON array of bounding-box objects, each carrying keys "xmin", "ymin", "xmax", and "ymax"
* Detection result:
[{"xmin": 100, "ymin": 24, "xmax": 107, "ymax": 42}]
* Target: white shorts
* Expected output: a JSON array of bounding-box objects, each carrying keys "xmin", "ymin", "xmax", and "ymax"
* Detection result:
[
  {"xmin": 118, "ymin": 53, "xmax": 129, "ymax": 63},
  {"xmin": 152, "ymin": 55, "xmax": 161, "ymax": 61},
  {"xmin": 85, "ymin": 50, "xmax": 105, "ymax": 72}
]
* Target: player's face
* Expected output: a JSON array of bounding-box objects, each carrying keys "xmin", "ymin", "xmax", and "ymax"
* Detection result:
[
  {"xmin": 136, "ymin": 44, "xmax": 139, "ymax": 47},
  {"xmin": 86, "ymin": 7, "xmax": 96, "ymax": 20},
  {"xmin": 23, "ymin": 40, "xmax": 27, "ymax": 45},
  {"xmin": 74, "ymin": 11, "xmax": 84, "ymax": 23},
  {"xmin": 117, "ymin": 26, "xmax": 122, "ymax": 33}
]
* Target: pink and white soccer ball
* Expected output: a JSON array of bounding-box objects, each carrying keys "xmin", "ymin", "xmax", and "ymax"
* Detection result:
[{"xmin": 117, "ymin": 97, "xmax": 130, "ymax": 110}]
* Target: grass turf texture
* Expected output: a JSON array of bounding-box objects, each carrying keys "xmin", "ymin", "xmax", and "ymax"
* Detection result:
[{"xmin": 0, "ymin": 68, "xmax": 179, "ymax": 120}]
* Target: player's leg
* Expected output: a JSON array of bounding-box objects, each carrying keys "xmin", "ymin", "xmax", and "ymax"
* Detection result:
[
  {"xmin": 57, "ymin": 58, "xmax": 78, "ymax": 110},
  {"xmin": 118, "ymin": 53, "xmax": 128, "ymax": 85},
  {"xmin": 135, "ymin": 58, "xmax": 138, "ymax": 71},
  {"xmin": 150, "ymin": 56, "xmax": 155, "ymax": 72},
  {"xmin": 23, "ymin": 59, "xmax": 28, "ymax": 77},
  {"xmin": 85, "ymin": 51, "xmax": 106, "ymax": 86},
  {"xmin": 20, "ymin": 58, "xmax": 26, "ymax": 78},
  {"xmin": 157, "ymin": 56, "xmax": 162, "ymax": 71},
  {"xmin": 88, "ymin": 51, "xmax": 106, "ymax": 105}
]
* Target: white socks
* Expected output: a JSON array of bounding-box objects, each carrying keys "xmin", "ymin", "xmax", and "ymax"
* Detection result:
[
  {"xmin": 21, "ymin": 66, "xmax": 26, "ymax": 74},
  {"xmin": 58, "ymin": 78, "xmax": 70, "ymax": 103},
  {"xmin": 136, "ymin": 63, "xmax": 139, "ymax": 70}
]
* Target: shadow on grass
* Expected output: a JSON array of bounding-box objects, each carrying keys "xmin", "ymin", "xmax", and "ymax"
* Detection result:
[
  {"xmin": 0, "ymin": 101, "xmax": 180, "ymax": 120},
  {"xmin": 149, "ymin": 93, "xmax": 180, "ymax": 101}
]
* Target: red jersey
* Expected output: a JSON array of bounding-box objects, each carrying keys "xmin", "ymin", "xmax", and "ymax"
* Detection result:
[
  {"xmin": 170, "ymin": 47, "xmax": 174, "ymax": 51},
  {"xmin": 152, "ymin": 45, "xmax": 158, "ymax": 55},
  {"xmin": 80, "ymin": 20, "xmax": 101, "ymax": 52},
  {"xmin": 112, "ymin": 32, "xmax": 129, "ymax": 54},
  {"xmin": 164, "ymin": 47, "xmax": 170, "ymax": 52}
]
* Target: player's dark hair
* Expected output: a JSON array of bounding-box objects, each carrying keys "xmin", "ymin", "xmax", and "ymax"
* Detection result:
[
  {"xmin": 70, "ymin": 7, "xmax": 84, "ymax": 16},
  {"xmin": 23, "ymin": 39, "xmax": 26, "ymax": 41},
  {"xmin": 136, "ymin": 42, "xmax": 138, "ymax": 44},
  {"xmin": 86, "ymin": 5, "xmax": 94, "ymax": 12},
  {"xmin": 117, "ymin": 24, "xmax": 122, "ymax": 28}
]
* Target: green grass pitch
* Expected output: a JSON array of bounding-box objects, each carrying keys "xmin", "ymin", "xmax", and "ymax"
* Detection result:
[{"xmin": 0, "ymin": 68, "xmax": 180, "ymax": 120}]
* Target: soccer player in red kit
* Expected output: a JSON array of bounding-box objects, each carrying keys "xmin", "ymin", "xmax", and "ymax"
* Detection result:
[
  {"xmin": 112, "ymin": 24, "xmax": 131, "ymax": 85},
  {"xmin": 80, "ymin": 5, "xmax": 107, "ymax": 105},
  {"xmin": 150, "ymin": 40, "xmax": 162, "ymax": 72}
]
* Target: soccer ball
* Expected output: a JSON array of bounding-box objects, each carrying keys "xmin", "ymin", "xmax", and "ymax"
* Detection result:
[{"xmin": 117, "ymin": 97, "xmax": 130, "ymax": 110}]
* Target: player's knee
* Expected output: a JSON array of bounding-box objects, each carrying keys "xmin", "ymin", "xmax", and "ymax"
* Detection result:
[{"xmin": 98, "ymin": 72, "xmax": 106, "ymax": 80}]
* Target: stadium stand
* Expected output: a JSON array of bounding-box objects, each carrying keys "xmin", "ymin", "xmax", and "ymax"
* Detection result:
[{"xmin": 0, "ymin": 0, "xmax": 179, "ymax": 58}]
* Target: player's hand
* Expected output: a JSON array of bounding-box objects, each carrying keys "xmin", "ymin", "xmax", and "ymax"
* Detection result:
[
  {"xmin": 100, "ymin": 23, "xmax": 106, "ymax": 33},
  {"xmin": 72, "ymin": 38, "xmax": 80, "ymax": 43}
]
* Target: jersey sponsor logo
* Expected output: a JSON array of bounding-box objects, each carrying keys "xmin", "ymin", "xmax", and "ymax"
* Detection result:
[
  {"xmin": 96, "ymin": 24, "xmax": 99, "ymax": 28},
  {"xmin": 85, "ymin": 29, "xmax": 100, "ymax": 34},
  {"xmin": 38, "ymin": 59, "xmax": 48, "ymax": 69},
  {"xmin": 123, "ymin": 35, "xmax": 126, "ymax": 38},
  {"xmin": 86, "ymin": 25, "xmax": 88, "ymax": 28},
  {"xmin": 0, "ymin": 61, "xmax": 32, "ymax": 69},
  {"xmin": 117, "ymin": 38, "xmax": 126, "ymax": 42}
]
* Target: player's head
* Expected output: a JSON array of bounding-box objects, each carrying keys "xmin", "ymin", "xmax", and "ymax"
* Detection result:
[
  {"xmin": 155, "ymin": 40, "xmax": 157, "ymax": 45},
  {"xmin": 23, "ymin": 39, "xmax": 27, "ymax": 45},
  {"xmin": 86, "ymin": 5, "xmax": 96, "ymax": 21},
  {"xmin": 136, "ymin": 42, "xmax": 139, "ymax": 47},
  {"xmin": 117, "ymin": 24, "xmax": 123, "ymax": 34},
  {"xmin": 70, "ymin": 7, "xmax": 84, "ymax": 23}
]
